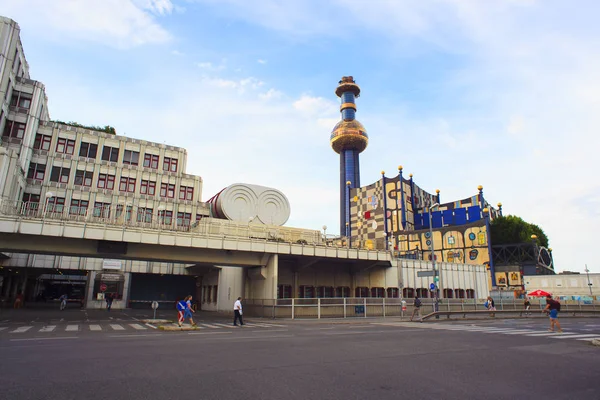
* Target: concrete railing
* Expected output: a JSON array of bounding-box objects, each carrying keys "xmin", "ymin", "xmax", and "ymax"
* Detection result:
[{"xmin": 243, "ymin": 298, "xmax": 600, "ymax": 320}]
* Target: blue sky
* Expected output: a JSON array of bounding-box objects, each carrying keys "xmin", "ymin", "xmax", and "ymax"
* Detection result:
[{"xmin": 2, "ymin": 0, "xmax": 599, "ymax": 273}]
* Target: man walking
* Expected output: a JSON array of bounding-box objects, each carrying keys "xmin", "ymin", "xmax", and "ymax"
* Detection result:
[
  {"xmin": 106, "ymin": 293, "xmax": 114, "ymax": 311},
  {"xmin": 410, "ymin": 295, "xmax": 422, "ymax": 322},
  {"xmin": 544, "ymin": 295, "xmax": 563, "ymax": 333},
  {"xmin": 233, "ymin": 297, "xmax": 244, "ymax": 326},
  {"xmin": 59, "ymin": 293, "xmax": 67, "ymax": 311}
]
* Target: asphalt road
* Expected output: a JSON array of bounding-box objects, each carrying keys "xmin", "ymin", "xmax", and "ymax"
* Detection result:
[{"xmin": 1, "ymin": 317, "xmax": 598, "ymax": 400}]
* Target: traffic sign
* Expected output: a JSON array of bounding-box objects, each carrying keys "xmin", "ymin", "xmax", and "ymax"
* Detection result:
[
  {"xmin": 434, "ymin": 276, "xmax": 439, "ymax": 282},
  {"xmin": 430, "ymin": 283, "xmax": 436, "ymax": 290},
  {"xmin": 417, "ymin": 271, "xmax": 435, "ymax": 277},
  {"xmin": 151, "ymin": 301, "xmax": 159, "ymax": 310},
  {"xmin": 99, "ymin": 283, "xmax": 107, "ymax": 292}
]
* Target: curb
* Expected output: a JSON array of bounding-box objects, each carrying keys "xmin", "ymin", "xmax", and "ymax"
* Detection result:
[{"xmin": 591, "ymin": 339, "xmax": 600, "ymax": 347}]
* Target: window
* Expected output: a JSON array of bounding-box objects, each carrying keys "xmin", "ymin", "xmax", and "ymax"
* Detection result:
[
  {"xmin": 143, "ymin": 154, "xmax": 159, "ymax": 169},
  {"xmin": 158, "ymin": 210, "xmax": 173, "ymax": 225},
  {"xmin": 50, "ymin": 166, "xmax": 70, "ymax": 183},
  {"xmin": 101, "ymin": 146, "xmax": 119, "ymax": 162},
  {"xmin": 2, "ymin": 120, "xmax": 26, "ymax": 139},
  {"xmin": 93, "ymin": 202, "xmax": 111, "ymax": 218},
  {"xmin": 22, "ymin": 193, "xmax": 41, "ymax": 204},
  {"xmin": 119, "ymin": 177, "xmax": 136, "ymax": 193},
  {"xmin": 97, "ymin": 174, "xmax": 115, "ymax": 190},
  {"xmin": 160, "ymin": 183, "xmax": 175, "ymax": 198},
  {"xmin": 10, "ymin": 91, "xmax": 32, "ymax": 109},
  {"xmin": 79, "ymin": 142, "xmax": 98, "ymax": 159},
  {"xmin": 137, "ymin": 207, "xmax": 153, "ymax": 223},
  {"xmin": 33, "ymin": 134, "xmax": 52, "ymax": 151},
  {"xmin": 70, "ymin": 199, "xmax": 89, "ymax": 216},
  {"xmin": 140, "ymin": 180, "xmax": 156, "ymax": 196},
  {"xmin": 27, "ymin": 163, "xmax": 46, "ymax": 180},
  {"xmin": 163, "ymin": 157, "xmax": 178, "ymax": 172},
  {"xmin": 123, "ymin": 150, "xmax": 139, "ymax": 166},
  {"xmin": 179, "ymin": 186, "xmax": 193, "ymax": 201},
  {"xmin": 177, "ymin": 212, "xmax": 191, "ymax": 227},
  {"xmin": 47, "ymin": 197, "xmax": 65, "ymax": 213},
  {"xmin": 74, "ymin": 170, "xmax": 93, "ymax": 186},
  {"xmin": 212, "ymin": 286, "xmax": 218, "ymax": 303},
  {"xmin": 55, "ymin": 138, "xmax": 76, "ymax": 155},
  {"xmin": 115, "ymin": 205, "xmax": 132, "ymax": 221},
  {"xmin": 277, "ymin": 285, "xmax": 292, "ymax": 299}
]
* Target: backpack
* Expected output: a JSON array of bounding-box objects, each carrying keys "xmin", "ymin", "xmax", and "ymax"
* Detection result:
[
  {"xmin": 414, "ymin": 298, "xmax": 422, "ymax": 307},
  {"xmin": 176, "ymin": 300, "xmax": 186, "ymax": 311}
]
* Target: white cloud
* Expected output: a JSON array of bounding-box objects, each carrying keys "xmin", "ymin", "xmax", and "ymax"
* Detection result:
[
  {"xmin": 257, "ymin": 59, "xmax": 267, "ymax": 64},
  {"xmin": 171, "ymin": 50, "xmax": 185, "ymax": 56},
  {"xmin": 259, "ymin": 88, "xmax": 283, "ymax": 100},
  {"xmin": 2, "ymin": 0, "xmax": 172, "ymax": 48},
  {"xmin": 293, "ymin": 95, "xmax": 338, "ymax": 117}
]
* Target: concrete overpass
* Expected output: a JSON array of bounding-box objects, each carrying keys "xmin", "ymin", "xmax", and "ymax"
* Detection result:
[{"xmin": 0, "ymin": 199, "xmax": 399, "ymax": 305}]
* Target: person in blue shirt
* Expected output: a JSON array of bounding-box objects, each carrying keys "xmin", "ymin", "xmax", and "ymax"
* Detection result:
[{"xmin": 176, "ymin": 296, "xmax": 196, "ymax": 327}]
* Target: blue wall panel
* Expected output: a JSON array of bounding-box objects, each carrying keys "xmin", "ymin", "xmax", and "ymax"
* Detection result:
[
  {"xmin": 432, "ymin": 211, "xmax": 443, "ymax": 228},
  {"xmin": 454, "ymin": 208, "xmax": 467, "ymax": 225},
  {"xmin": 467, "ymin": 205, "xmax": 481, "ymax": 222}
]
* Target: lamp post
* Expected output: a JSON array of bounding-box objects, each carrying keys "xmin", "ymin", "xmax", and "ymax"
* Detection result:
[
  {"xmin": 322, "ymin": 225, "xmax": 327, "ymax": 244},
  {"xmin": 428, "ymin": 202, "xmax": 440, "ymax": 286},
  {"xmin": 44, "ymin": 192, "xmax": 54, "ymax": 218},
  {"xmin": 584, "ymin": 265, "xmax": 593, "ymax": 297},
  {"xmin": 345, "ymin": 222, "xmax": 349, "ymax": 249},
  {"xmin": 428, "ymin": 202, "xmax": 440, "ymax": 313}
]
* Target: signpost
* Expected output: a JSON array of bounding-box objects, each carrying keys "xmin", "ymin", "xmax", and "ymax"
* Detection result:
[
  {"xmin": 152, "ymin": 301, "xmax": 159, "ymax": 320},
  {"xmin": 429, "ymin": 283, "xmax": 436, "ymax": 291}
]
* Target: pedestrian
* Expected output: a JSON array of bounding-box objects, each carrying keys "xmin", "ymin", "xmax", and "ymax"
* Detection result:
[
  {"xmin": 523, "ymin": 297, "xmax": 531, "ymax": 316},
  {"xmin": 543, "ymin": 295, "xmax": 563, "ymax": 333},
  {"xmin": 486, "ymin": 296, "xmax": 496, "ymax": 317},
  {"xmin": 233, "ymin": 297, "xmax": 244, "ymax": 326},
  {"xmin": 176, "ymin": 296, "xmax": 196, "ymax": 327},
  {"xmin": 59, "ymin": 293, "xmax": 67, "ymax": 311},
  {"xmin": 184, "ymin": 295, "xmax": 196, "ymax": 326},
  {"xmin": 106, "ymin": 293, "xmax": 114, "ymax": 311},
  {"xmin": 410, "ymin": 295, "xmax": 422, "ymax": 322},
  {"xmin": 13, "ymin": 292, "xmax": 24, "ymax": 309}
]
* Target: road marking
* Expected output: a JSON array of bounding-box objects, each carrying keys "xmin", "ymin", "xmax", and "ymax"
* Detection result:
[
  {"xmin": 89, "ymin": 325, "xmax": 102, "ymax": 331},
  {"xmin": 129, "ymin": 324, "xmax": 147, "ymax": 330},
  {"xmin": 0, "ymin": 327, "xmax": 8, "ymax": 332},
  {"xmin": 199, "ymin": 324, "xmax": 222, "ymax": 329},
  {"xmin": 10, "ymin": 337, "xmax": 78, "ymax": 342},
  {"xmin": 525, "ymin": 332, "xmax": 575, "ymax": 337},
  {"xmin": 10, "ymin": 326, "xmax": 32, "ymax": 333},
  {"xmin": 110, "ymin": 324, "xmax": 125, "ymax": 331},
  {"xmin": 251, "ymin": 329, "xmax": 288, "ymax": 333},
  {"xmin": 65, "ymin": 325, "xmax": 78, "ymax": 332},
  {"xmin": 212, "ymin": 334, "xmax": 294, "ymax": 340},
  {"xmin": 577, "ymin": 337, "xmax": 600, "ymax": 341},
  {"xmin": 551, "ymin": 334, "xmax": 600, "ymax": 339},
  {"xmin": 250, "ymin": 323, "xmax": 286, "ymax": 327},
  {"xmin": 187, "ymin": 331, "xmax": 232, "ymax": 335},
  {"xmin": 109, "ymin": 334, "xmax": 161, "ymax": 338},
  {"xmin": 500, "ymin": 330, "xmax": 539, "ymax": 335},
  {"xmin": 310, "ymin": 327, "xmax": 335, "ymax": 330},
  {"xmin": 39, "ymin": 325, "xmax": 56, "ymax": 333},
  {"xmin": 212, "ymin": 323, "xmax": 234, "ymax": 328},
  {"xmin": 145, "ymin": 323, "xmax": 157, "ymax": 329}
]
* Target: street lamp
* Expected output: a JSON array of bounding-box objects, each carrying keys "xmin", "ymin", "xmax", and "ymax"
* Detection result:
[
  {"xmin": 44, "ymin": 192, "xmax": 54, "ymax": 217},
  {"xmin": 428, "ymin": 202, "xmax": 440, "ymax": 309},
  {"xmin": 584, "ymin": 264, "xmax": 593, "ymax": 297}
]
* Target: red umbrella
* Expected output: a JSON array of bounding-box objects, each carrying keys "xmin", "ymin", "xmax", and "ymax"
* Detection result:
[{"xmin": 527, "ymin": 289, "xmax": 552, "ymax": 297}]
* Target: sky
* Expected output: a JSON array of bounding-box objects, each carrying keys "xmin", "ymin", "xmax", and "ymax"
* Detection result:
[{"xmin": 2, "ymin": 0, "xmax": 598, "ymax": 273}]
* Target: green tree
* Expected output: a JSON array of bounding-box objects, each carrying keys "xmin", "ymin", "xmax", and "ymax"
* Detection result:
[{"xmin": 490, "ymin": 215, "xmax": 549, "ymax": 248}]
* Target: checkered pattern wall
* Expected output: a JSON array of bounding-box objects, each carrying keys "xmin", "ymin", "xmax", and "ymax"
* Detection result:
[{"xmin": 349, "ymin": 180, "xmax": 386, "ymax": 247}]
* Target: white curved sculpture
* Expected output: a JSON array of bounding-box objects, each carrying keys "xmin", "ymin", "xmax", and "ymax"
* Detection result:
[{"xmin": 208, "ymin": 183, "xmax": 290, "ymax": 226}]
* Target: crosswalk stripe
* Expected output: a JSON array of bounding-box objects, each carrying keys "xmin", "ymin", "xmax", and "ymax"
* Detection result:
[
  {"xmin": 65, "ymin": 325, "xmax": 78, "ymax": 332},
  {"xmin": 212, "ymin": 323, "xmax": 234, "ymax": 328},
  {"xmin": 500, "ymin": 330, "xmax": 539, "ymax": 335},
  {"xmin": 11, "ymin": 326, "xmax": 32, "ymax": 333},
  {"xmin": 551, "ymin": 334, "xmax": 600, "ymax": 339},
  {"xmin": 129, "ymin": 324, "xmax": 147, "ymax": 330},
  {"xmin": 110, "ymin": 324, "xmax": 125, "ymax": 331},
  {"xmin": 199, "ymin": 324, "xmax": 221, "ymax": 329},
  {"xmin": 89, "ymin": 325, "xmax": 102, "ymax": 331},
  {"xmin": 577, "ymin": 337, "xmax": 600, "ymax": 341},
  {"xmin": 39, "ymin": 325, "xmax": 56, "ymax": 332},
  {"xmin": 0, "ymin": 327, "xmax": 8, "ymax": 332},
  {"xmin": 250, "ymin": 323, "xmax": 285, "ymax": 327},
  {"xmin": 525, "ymin": 332, "xmax": 573, "ymax": 337}
]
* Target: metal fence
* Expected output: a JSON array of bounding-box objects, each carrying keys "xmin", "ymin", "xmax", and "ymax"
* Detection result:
[{"xmin": 243, "ymin": 298, "xmax": 600, "ymax": 319}]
